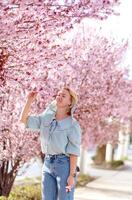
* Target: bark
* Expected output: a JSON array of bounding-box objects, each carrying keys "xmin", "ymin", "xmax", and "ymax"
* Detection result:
[
  {"xmin": 0, "ymin": 159, "xmax": 20, "ymax": 197},
  {"xmin": 92, "ymin": 145, "xmax": 106, "ymax": 165}
]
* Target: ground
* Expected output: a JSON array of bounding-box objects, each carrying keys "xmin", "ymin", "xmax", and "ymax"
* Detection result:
[{"xmin": 75, "ymin": 160, "xmax": 132, "ymax": 200}]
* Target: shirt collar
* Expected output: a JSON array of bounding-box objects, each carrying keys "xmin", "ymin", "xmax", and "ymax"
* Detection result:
[{"xmin": 50, "ymin": 113, "xmax": 73, "ymax": 130}]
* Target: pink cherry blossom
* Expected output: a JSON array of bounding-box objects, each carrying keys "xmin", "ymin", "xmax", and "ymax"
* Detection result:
[{"xmin": 1, "ymin": 0, "xmax": 131, "ymax": 197}]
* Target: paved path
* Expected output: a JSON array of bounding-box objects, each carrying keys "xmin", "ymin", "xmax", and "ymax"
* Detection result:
[{"xmin": 75, "ymin": 161, "xmax": 132, "ymax": 200}]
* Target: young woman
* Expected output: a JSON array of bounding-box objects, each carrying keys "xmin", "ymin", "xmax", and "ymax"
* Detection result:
[{"xmin": 20, "ymin": 87, "xmax": 82, "ymax": 200}]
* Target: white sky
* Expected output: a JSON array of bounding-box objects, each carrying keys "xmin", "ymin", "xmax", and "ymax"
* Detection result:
[
  {"xmin": 60, "ymin": 0, "xmax": 132, "ymax": 79},
  {"xmin": 84, "ymin": 0, "xmax": 132, "ymax": 79},
  {"xmin": 116, "ymin": 0, "xmax": 132, "ymax": 78}
]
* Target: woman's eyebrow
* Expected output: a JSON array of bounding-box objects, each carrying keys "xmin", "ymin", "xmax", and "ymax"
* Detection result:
[
  {"xmin": 57, "ymin": 91, "xmax": 67, "ymax": 96},
  {"xmin": 57, "ymin": 92, "xmax": 65, "ymax": 95}
]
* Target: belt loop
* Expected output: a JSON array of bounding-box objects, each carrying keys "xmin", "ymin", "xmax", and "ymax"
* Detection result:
[{"xmin": 46, "ymin": 153, "xmax": 65, "ymax": 159}]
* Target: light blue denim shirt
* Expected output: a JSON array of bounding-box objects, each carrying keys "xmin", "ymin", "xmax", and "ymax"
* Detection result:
[{"xmin": 25, "ymin": 102, "xmax": 82, "ymax": 156}]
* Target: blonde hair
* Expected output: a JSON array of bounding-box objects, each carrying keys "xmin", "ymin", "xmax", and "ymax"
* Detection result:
[
  {"xmin": 63, "ymin": 87, "xmax": 78, "ymax": 113},
  {"xmin": 50, "ymin": 87, "xmax": 78, "ymax": 116}
]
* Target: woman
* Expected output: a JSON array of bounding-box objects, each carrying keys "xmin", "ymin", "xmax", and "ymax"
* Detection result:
[{"xmin": 20, "ymin": 87, "xmax": 82, "ymax": 200}]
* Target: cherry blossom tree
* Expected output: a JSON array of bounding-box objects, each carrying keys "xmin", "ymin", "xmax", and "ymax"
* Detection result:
[
  {"xmin": 0, "ymin": 0, "xmax": 129, "ymax": 197},
  {"xmin": 0, "ymin": 0, "xmax": 120, "ymax": 90},
  {"xmin": 0, "ymin": 34, "xmax": 131, "ymax": 196},
  {"xmin": 46, "ymin": 25, "xmax": 132, "ymax": 148},
  {"xmin": 52, "ymin": 26, "xmax": 132, "ymax": 167},
  {"xmin": 0, "ymin": 55, "xmax": 41, "ymax": 195},
  {"xmin": 54, "ymin": 29, "xmax": 132, "ymax": 147}
]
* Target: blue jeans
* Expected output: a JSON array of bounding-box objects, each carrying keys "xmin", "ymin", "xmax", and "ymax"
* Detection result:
[{"xmin": 41, "ymin": 154, "xmax": 76, "ymax": 200}]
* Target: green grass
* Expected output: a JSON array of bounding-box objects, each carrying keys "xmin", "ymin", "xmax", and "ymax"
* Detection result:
[
  {"xmin": 0, "ymin": 184, "xmax": 41, "ymax": 200},
  {"xmin": 108, "ymin": 160, "xmax": 124, "ymax": 168},
  {"xmin": 76, "ymin": 174, "xmax": 95, "ymax": 187}
]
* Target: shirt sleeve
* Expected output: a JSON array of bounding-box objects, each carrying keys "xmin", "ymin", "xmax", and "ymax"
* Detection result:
[
  {"xmin": 25, "ymin": 101, "xmax": 57, "ymax": 131},
  {"xmin": 25, "ymin": 115, "xmax": 42, "ymax": 131},
  {"xmin": 66, "ymin": 122, "xmax": 82, "ymax": 156}
]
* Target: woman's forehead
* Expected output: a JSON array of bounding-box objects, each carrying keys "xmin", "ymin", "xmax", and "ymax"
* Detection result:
[{"xmin": 58, "ymin": 89, "xmax": 70, "ymax": 95}]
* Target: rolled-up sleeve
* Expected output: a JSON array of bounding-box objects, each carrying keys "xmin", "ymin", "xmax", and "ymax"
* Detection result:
[
  {"xmin": 25, "ymin": 115, "xmax": 41, "ymax": 131},
  {"xmin": 25, "ymin": 101, "xmax": 56, "ymax": 131},
  {"xmin": 66, "ymin": 122, "xmax": 82, "ymax": 156}
]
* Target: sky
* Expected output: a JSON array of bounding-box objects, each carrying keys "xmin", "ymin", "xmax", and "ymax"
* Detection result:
[
  {"xmin": 91, "ymin": 0, "xmax": 132, "ymax": 79},
  {"xmin": 59, "ymin": 0, "xmax": 132, "ymax": 79},
  {"xmin": 117, "ymin": 0, "xmax": 132, "ymax": 78},
  {"xmin": 106, "ymin": 0, "xmax": 132, "ymax": 78}
]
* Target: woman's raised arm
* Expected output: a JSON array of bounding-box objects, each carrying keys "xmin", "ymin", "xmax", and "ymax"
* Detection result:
[{"xmin": 20, "ymin": 91, "xmax": 38, "ymax": 125}]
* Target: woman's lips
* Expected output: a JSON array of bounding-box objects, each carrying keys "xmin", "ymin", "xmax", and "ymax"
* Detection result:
[{"xmin": 57, "ymin": 100, "xmax": 62, "ymax": 103}]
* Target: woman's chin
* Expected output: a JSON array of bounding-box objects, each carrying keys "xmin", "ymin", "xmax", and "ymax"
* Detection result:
[
  {"xmin": 56, "ymin": 102, "xmax": 61, "ymax": 107},
  {"xmin": 56, "ymin": 103, "xmax": 64, "ymax": 108}
]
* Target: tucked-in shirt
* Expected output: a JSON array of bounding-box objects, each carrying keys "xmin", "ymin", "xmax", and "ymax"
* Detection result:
[{"xmin": 25, "ymin": 103, "xmax": 82, "ymax": 156}]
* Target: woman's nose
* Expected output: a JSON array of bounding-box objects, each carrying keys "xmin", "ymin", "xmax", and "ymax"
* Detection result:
[
  {"xmin": 59, "ymin": 97, "xmax": 62, "ymax": 101},
  {"xmin": 57, "ymin": 95, "xmax": 62, "ymax": 101}
]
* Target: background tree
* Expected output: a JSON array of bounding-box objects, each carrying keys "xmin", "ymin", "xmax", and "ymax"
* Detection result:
[{"xmin": 1, "ymin": 0, "xmax": 130, "ymax": 197}]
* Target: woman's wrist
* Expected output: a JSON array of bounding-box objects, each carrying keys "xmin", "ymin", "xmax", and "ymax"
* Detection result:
[{"xmin": 69, "ymin": 172, "xmax": 76, "ymax": 177}]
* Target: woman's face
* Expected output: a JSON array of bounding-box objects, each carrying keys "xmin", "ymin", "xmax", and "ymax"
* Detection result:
[{"xmin": 56, "ymin": 89, "xmax": 72, "ymax": 109}]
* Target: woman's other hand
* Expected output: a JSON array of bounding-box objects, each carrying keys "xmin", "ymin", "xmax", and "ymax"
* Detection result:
[
  {"xmin": 65, "ymin": 175, "xmax": 75, "ymax": 193},
  {"xmin": 27, "ymin": 91, "xmax": 38, "ymax": 102}
]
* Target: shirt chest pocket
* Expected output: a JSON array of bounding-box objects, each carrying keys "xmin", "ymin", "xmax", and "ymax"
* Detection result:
[{"xmin": 40, "ymin": 120, "xmax": 51, "ymax": 134}]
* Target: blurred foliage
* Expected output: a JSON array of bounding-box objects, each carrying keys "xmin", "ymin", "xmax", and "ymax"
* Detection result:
[
  {"xmin": 0, "ymin": 184, "xmax": 41, "ymax": 200},
  {"xmin": 76, "ymin": 174, "xmax": 95, "ymax": 187}
]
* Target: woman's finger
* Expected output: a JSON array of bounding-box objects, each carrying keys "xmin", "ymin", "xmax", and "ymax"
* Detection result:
[{"xmin": 65, "ymin": 185, "xmax": 72, "ymax": 193}]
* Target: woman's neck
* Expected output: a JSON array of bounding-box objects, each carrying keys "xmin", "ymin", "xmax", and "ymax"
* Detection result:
[{"xmin": 55, "ymin": 108, "xmax": 70, "ymax": 120}]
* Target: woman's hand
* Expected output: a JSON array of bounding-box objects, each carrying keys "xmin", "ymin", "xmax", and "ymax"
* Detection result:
[
  {"xmin": 27, "ymin": 91, "xmax": 38, "ymax": 102},
  {"xmin": 65, "ymin": 175, "xmax": 75, "ymax": 193}
]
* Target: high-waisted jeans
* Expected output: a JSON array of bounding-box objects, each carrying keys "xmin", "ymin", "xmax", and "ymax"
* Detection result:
[{"xmin": 41, "ymin": 154, "xmax": 76, "ymax": 200}]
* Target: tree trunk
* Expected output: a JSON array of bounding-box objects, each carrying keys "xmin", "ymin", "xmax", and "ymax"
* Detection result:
[
  {"xmin": 0, "ymin": 160, "xmax": 20, "ymax": 197},
  {"xmin": 105, "ymin": 142, "xmax": 114, "ymax": 162},
  {"xmin": 92, "ymin": 145, "xmax": 106, "ymax": 165},
  {"xmin": 79, "ymin": 147, "xmax": 88, "ymax": 174},
  {"xmin": 116, "ymin": 131, "xmax": 130, "ymax": 160}
]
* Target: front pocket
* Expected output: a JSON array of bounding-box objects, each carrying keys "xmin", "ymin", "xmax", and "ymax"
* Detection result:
[{"xmin": 57, "ymin": 156, "xmax": 69, "ymax": 165}]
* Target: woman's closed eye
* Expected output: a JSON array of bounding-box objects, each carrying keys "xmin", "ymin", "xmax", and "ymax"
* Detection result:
[{"xmin": 57, "ymin": 93, "xmax": 66, "ymax": 98}]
